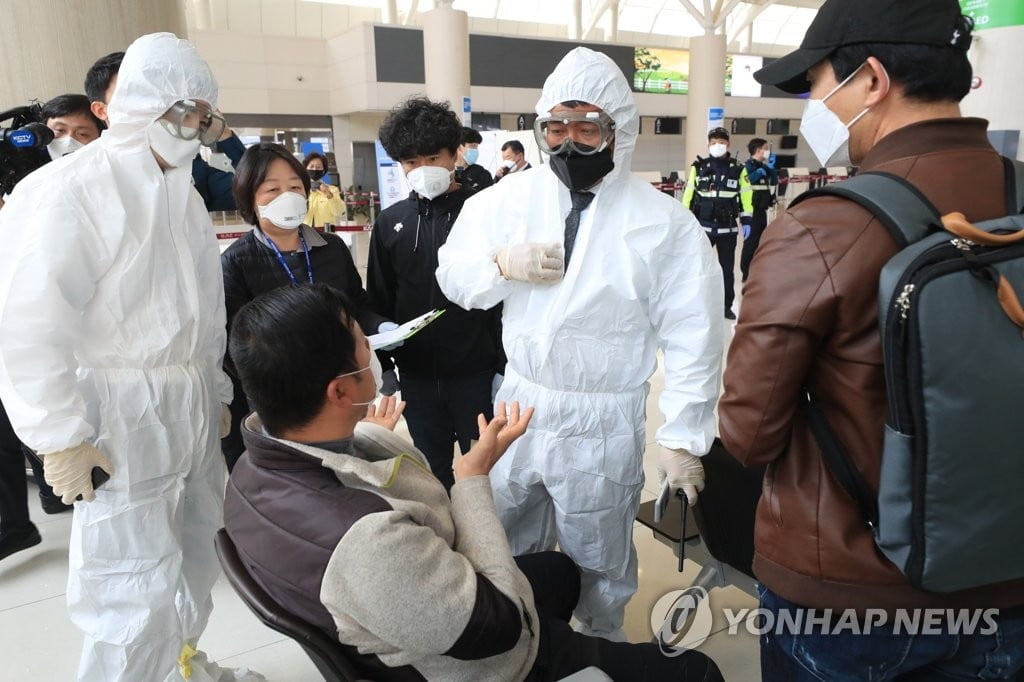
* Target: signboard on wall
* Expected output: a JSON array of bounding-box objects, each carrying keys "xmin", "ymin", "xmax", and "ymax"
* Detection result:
[
  {"xmin": 375, "ymin": 140, "xmax": 409, "ymax": 212},
  {"xmin": 960, "ymin": 0, "xmax": 1024, "ymax": 30},
  {"xmin": 708, "ymin": 107, "xmax": 725, "ymax": 132}
]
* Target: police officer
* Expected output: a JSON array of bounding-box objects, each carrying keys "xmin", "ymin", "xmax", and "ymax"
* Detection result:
[
  {"xmin": 683, "ymin": 127, "xmax": 753, "ymax": 320},
  {"xmin": 741, "ymin": 137, "xmax": 779, "ymax": 282}
]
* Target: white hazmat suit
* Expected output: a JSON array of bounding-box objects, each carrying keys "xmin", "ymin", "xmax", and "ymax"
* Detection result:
[
  {"xmin": 436, "ymin": 47, "xmax": 723, "ymax": 636},
  {"xmin": 0, "ymin": 34, "xmax": 233, "ymax": 681}
]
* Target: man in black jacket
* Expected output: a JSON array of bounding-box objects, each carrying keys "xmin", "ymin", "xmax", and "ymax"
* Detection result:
[
  {"xmin": 456, "ymin": 126, "xmax": 493, "ymax": 194},
  {"xmin": 368, "ymin": 97, "xmax": 504, "ymax": 491}
]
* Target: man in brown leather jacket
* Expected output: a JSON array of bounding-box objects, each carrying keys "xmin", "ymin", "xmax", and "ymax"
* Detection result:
[{"xmin": 719, "ymin": 0, "xmax": 1024, "ymax": 679}]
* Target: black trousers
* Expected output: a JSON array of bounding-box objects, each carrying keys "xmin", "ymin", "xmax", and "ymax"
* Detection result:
[
  {"xmin": 518, "ymin": 552, "xmax": 723, "ymax": 682},
  {"xmin": 740, "ymin": 209, "xmax": 769, "ymax": 283},
  {"xmin": 0, "ymin": 399, "xmax": 31, "ymax": 536},
  {"xmin": 706, "ymin": 231, "xmax": 738, "ymax": 313},
  {"xmin": 400, "ymin": 371, "xmax": 493, "ymax": 492}
]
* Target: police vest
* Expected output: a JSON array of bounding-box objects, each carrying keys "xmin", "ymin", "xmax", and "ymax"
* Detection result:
[
  {"xmin": 690, "ymin": 157, "xmax": 743, "ymax": 227},
  {"xmin": 745, "ymin": 160, "xmax": 775, "ymax": 211}
]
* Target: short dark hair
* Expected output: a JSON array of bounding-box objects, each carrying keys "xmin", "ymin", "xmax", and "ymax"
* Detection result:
[
  {"xmin": 708, "ymin": 127, "xmax": 730, "ymax": 142},
  {"xmin": 233, "ymin": 143, "xmax": 312, "ymax": 226},
  {"xmin": 827, "ymin": 16, "xmax": 974, "ymax": 103},
  {"xmin": 461, "ymin": 126, "xmax": 482, "ymax": 145},
  {"xmin": 230, "ymin": 283, "xmax": 361, "ymax": 435},
  {"xmin": 40, "ymin": 94, "xmax": 104, "ymax": 133},
  {"xmin": 501, "ymin": 140, "xmax": 524, "ymax": 155},
  {"xmin": 302, "ymin": 151, "xmax": 330, "ymax": 170},
  {"xmin": 748, "ymin": 138, "xmax": 768, "ymax": 156},
  {"xmin": 84, "ymin": 51, "xmax": 124, "ymax": 104},
  {"xmin": 378, "ymin": 96, "xmax": 462, "ymax": 161}
]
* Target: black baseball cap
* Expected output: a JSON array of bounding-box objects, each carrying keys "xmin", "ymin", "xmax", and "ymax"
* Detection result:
[
  {"xmin": 708, "ymin": 127, "xmax": 730, "ymax": 141},
  {"xmin": 755, "ymin": 0, "xmax": 972, "ymax": 94}
]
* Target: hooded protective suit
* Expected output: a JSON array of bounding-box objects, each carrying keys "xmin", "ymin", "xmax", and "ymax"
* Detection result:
[
  {"xmin": 0, "ymin": 34, "xmax": 234, "ymax": 681},
  {"xmin": 436, "ymin": 47, "xmax": 723, "ymax": 635}
]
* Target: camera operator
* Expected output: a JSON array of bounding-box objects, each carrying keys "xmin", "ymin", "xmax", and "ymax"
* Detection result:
[{"xmin": 41, "ymin": 94, "xmax": 104, "ymax": 159}]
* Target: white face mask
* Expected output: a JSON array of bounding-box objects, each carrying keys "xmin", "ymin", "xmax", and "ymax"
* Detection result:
[
  {"xmin": 709, "ymin": 143, "xmax": 728, "ymax": 158},
  {"xmin": 799, "ymin": 62, "xmax": 888, "ymax": 168},
  {"xmin": 146, "ymin": 120, "xmax": 202, "ymax": 168},
  {"xmin": 47, "ymin": 136, "xmax": 84, "ymax": 159},
  {"xmin": 257, "ymin": 191, "xmax": 308, "ymax": 230},
  {"xmin": 406, "ymin": 165, "xmax": 453, "ymax": 200},
  {"xmin": 336, "ymin": 352, "xmax": 383, "ymax": 406},
  {"xmin": 502, "ymin": 159, "xmax": 517, "ymax": 170}
]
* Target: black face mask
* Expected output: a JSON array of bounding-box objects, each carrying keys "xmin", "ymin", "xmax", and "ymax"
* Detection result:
[
  {"xmin": 547, "ymin": 147, "xmax": 614, "ymax": 191},
  {"xmin": 308, "ymin": 169, "xmax": 326, "ymax": 181}
]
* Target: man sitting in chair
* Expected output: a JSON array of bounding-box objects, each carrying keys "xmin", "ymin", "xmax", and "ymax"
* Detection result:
[{"xmin": 223, "ymin": 283, "xmax": 722, "ymax": 682}]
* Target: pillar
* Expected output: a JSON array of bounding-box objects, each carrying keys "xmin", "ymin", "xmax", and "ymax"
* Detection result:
[
  {"xmin": 382, "ymin": 0, "xmax": 399, "ymax": 25},
  {"xmin": 569, "ymin": 0, "xmax": 583, "ymax": 40},
  {"xmin": 605, "ymin": 1, "xmax": 619, "ymax": 43},
  {"xmin": 0, "ymin": 0, "xmax": 187, "ymax": 105},
  {"xmin": 685, "ymin": 32, "xmax": 728, "ymax": 165},
  {"xmin": 422, "ymin": 1, "xmax": 470, "ymax": 119}
]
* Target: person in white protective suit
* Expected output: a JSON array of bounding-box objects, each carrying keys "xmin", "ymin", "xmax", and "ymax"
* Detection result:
[
  {"xmin": 436, "ymin": 47, "xmax": 724, "ymax": 639},
  {"xmin": 0, "ymin": 34, "xmax": 261, "ymax": 682}
]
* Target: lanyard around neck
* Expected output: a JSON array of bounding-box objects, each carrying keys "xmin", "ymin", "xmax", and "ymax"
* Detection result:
[{"xmin": 265, "ymin": 229, "xmax": 313, "ymax": 285}]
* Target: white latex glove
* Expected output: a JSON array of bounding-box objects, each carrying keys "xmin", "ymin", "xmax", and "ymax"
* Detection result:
[
  {"xmin": 43, "ymin": 443, "xmax": 115, "ymax": 504},
  {"xmin": 491, "ymin": 373, "xmax": 504, "ymax": 403},
  {"xmin": 657, "ymin": 446, "xmax": 704, "ymax": 508},
  {"xmin": 377, "ymin": 320, "xmax": 403, "ymax": 351},
  {"xmin": 495, "ymin": 243, "xmax": 564, "ymax": 284},
  {"xmin": 220, "ymin": 402, "xmax": 232, "ymax": 439}
]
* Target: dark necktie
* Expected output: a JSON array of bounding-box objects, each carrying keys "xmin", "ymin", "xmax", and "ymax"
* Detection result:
[{"xmin": 563, "ymin": 190, "xmax": 595, "ymax": 270}]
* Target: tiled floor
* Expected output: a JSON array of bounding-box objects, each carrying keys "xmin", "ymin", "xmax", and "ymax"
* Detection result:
[{"xmin": 0, "ymin": 242, "xmax": 760, "ymax": 681}]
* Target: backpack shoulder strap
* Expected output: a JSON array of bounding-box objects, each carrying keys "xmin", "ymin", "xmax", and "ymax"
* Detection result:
[
  {"xmin": 1003, "ymin": 157, "xmax": 1024, "ymax": 215},
  {"xmin": 789, "ymin": 172, "xmax": 942, "ymax": 247}
]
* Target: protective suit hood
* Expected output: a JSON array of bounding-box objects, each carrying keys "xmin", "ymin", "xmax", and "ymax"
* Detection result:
[
  {"xmin": 106, "ymin": 32, "xmax": 218, "ymax": 148},
  {"xmin": 535, "ymin": 47, "xmax": 638, "ymax": 186}
]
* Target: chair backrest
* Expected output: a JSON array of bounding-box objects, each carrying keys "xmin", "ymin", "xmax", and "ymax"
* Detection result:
[{"xmin": 214, "ymin": 529, "xmax": 369, "ymax": 682}]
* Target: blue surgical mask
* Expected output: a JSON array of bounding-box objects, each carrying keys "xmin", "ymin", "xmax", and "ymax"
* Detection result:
[{"xmin": 465, "ymin": 148, "xmax": 479, "ymax": 165}]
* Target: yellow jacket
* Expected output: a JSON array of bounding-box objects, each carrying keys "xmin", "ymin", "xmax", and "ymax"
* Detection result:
[{"xmin": 305, "ymin": 184, "xmax": 346, "ymax": 228}]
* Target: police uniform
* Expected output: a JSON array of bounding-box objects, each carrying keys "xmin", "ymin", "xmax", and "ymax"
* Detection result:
[
  {"xmin": 683, "ymin": 154, "xmax": 753, "ymax": 316},
  {"xmin": 741, "ymin": 157, "xmax": 778, "ymax": 281}
]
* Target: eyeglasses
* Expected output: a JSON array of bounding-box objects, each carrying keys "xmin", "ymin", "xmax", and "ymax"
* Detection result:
[
  {"xmin": 534, "ymin": 111, "xmax": 616, "ymax": 156},
  {"xmin": 157, "ymin": 99, "xmax": 226, "ymax": 147}
]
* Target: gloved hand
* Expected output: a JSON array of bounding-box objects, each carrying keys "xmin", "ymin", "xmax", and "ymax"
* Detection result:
[
  {"xmin": 43, "ymin": 443, "xmax": 115, "ymax": 505},
  {"xmin": 741, "ymin": 215, "xmax": 752, "ymax": 240},
  {"xmin": 220, "ymin": 402, "xmax": 232, "ymax": 439},
  {"xmin": 496, "ymin": 243, "xmax": 564, "ymax": 284},
  {"xmin": 767, "ymin": 154, "xmax": 777, "ymax": 169},
  {"xmin": 491, "ymin": 373, "xmax": 504, "ymax": 402},
  {"xmin": 381, "ymin": 369, "xmax": 400, "ymax": 396},
  {"xmin": 657, "ymin": 446, "xmax": 704, "ymax": 507},
  {"xmin": 376, "ymin": 321, "xmax": 403, "ymax": 351}
]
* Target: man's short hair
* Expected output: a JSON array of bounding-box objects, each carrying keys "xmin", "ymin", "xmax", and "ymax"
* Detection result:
[
  {"xmin": 232, "ymin": 143, "xmax": 312, "ymax": 226},
  {"xmin": 708, "ymin": 127, "xmax": 730, "ymax": 142},
  {"xmin": 378, "ymin": 97, "xmax": 462, "ymax": 161},
  {"xmin": 40, "ymin": 94, "xmax": 105, "ymax": 134},
  {"xmin": 229, "ymin": 283, "xmax": 361, "ymax": 435},
  {"xmin": 461, "ymin": 126, "xmax": 483, "ymax": 145},
  {"xmin": 748, "ymin": 138, "xmax": 768, "ymax": 156},
  {"xmin": 501, "ymin": 140, "xmax": 525, "ymax": 155},
  {"xmin": 84, "ymin": 51, "xmax": 124, "ymax": 104},
  {"xmin": 828, "ymin": 15, "xmax": 974, "ymax": 103}
]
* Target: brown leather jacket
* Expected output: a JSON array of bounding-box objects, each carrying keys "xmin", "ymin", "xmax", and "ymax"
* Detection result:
[{"xmin": 720, "ymin": 118, "xmax": 1024, "ymax": 612}]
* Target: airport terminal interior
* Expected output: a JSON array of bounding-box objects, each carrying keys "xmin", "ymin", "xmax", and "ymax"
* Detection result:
[{"xmin": 1, "ymin": 0, "xmax": 1023, "ymax": 680}]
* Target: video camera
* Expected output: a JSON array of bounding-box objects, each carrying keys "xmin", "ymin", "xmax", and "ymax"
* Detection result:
[{"xmin": 0, "ymin": 104, "xmax": 53, "ymax": 197}]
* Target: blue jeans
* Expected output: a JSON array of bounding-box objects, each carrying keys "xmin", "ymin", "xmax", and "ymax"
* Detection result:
[{"xmin": 759, "ymin": 585, "xmax": 1024, "ymax": 681}]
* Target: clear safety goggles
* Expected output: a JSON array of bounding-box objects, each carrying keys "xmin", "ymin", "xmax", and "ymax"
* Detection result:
[
  {"xmin": 534, "ymin": 111, "xmax": 616, "ymax": 156},
  {"xmin": 157, "ymin": 99, "xmax": 226, "ymax": 147}
]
